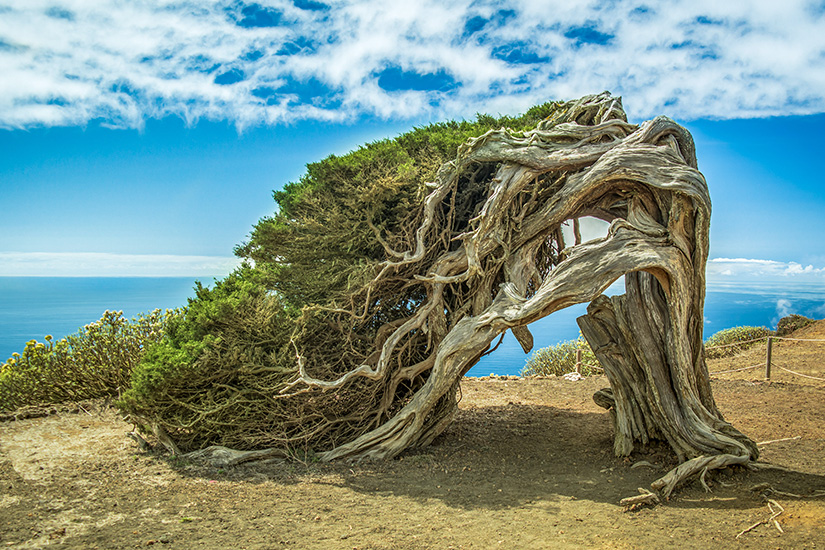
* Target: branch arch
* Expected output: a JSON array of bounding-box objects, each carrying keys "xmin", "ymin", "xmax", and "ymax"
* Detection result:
[{"xmin": 129, "ymin": 93, "xmax": 757, "ymax": 497}]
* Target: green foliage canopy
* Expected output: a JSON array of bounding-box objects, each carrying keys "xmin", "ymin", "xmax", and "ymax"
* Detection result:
[{"xmin": 236, "ymin": 104, "xmax": 563, "ymax": 309}]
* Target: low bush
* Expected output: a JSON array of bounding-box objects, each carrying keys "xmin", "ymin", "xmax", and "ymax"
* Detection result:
[
  {"xmin": 703, "ymin": 325, "xmax": 773, "ymax": 359},
  {"xmin": 521, "ymin": 336, "xmax": 601, "ymax": 377},
  {"xmin": 0, "ymin": 309, "xmax": 172, "ymax": 412},
  {"xmin": 117, "ymin": 266, "xmax": 301, "ymax": 452},
  {"xmin": 776, "ymin": 314, "xmax": 816, "ymax": 337}
]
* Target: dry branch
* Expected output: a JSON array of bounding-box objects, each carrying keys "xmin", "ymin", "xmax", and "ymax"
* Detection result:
[
  {"xmin": 736, "ymin": 499, "xmax": 785, "ymax": 539},
  {"xmin": 757, "ymin": 436, "xmax": 801, "ymax": 446},
  {"xmin": 620, "ymin": 488, "xmax": 660, "ymax": 510}
]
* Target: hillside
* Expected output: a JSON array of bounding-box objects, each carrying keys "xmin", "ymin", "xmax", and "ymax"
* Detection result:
[
  {"xmin": 708, "ymin": 318, "xmax": 825, "ymax": 386},
  {"xmin": 0, "ymin": 322, "xmax": 823, "ymax": 548}
]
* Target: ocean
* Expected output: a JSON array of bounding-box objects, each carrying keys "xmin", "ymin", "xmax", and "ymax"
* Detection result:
[
  {"xmin": 1, "ymin": 276, "xmax": 823, "ymax": 376},
  {"xmin": 0, "ymin": 277, "xmax": 197, "ymax": 361}
]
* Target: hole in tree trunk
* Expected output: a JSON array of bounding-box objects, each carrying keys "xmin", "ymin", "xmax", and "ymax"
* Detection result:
[{"xmin": 560, "ymin": 216, "xmax": 610, "ymax": 246}]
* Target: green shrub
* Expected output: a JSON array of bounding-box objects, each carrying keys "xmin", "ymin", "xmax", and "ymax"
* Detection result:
[
  {"xmin": 521, "ymin": 336, "xmax": 601, "ymax": 377},
  {"xmin": 118, "ymin": 266, "xmax": 301, "ymax": 451},
  {"xmin": 236, "ymin": 103, "xmax": 567, "ymax": 310},
  {"xmin": 703, "ymin": 326, "xmax": 773, "ymax": 359},
  {"xmin": 0, "ymin": 309, "xmax": 172, "ymax": 412},
  {"xmin": 776, "ymin": 314, "xmax": 816, "ymax": 337}
]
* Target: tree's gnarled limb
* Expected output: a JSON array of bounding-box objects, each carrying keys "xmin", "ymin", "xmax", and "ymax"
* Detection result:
[{"xmin": 169, "ymin": 93, "xmax": 757, "ymax": 497}]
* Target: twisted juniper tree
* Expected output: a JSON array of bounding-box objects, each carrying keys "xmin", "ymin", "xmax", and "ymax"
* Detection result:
[{"xmin": 121, "ymin": 93, "xmax": 757, "ymax": 496}]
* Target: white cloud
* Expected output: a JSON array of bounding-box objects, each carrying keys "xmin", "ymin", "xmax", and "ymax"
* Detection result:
[
  {"xmin": 0, "ymin": 252, "xmax": 242, "ymax": 277},
  {"xmin": 776, "ymin": 298, "xmax": 793, "ymax": 318},
  {"xmin": 1, "ymin": 0, "xmax": 824, "ymax": 129},
  {"xmin": 707, "ymin": 257, "xmax": 825, "ymax": 282},
  {"xmin": 560, "ymin": 216, "xmax": 610, "ymax": 245}
]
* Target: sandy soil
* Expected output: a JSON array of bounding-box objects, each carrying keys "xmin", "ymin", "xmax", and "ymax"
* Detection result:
[{"xmin": 2, "ymin": 327, "xmax": 825, "ymax": 549}]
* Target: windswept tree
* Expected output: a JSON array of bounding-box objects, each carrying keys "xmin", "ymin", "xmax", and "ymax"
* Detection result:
[{"xmin": 120, "ymin": 93, "xmax": 757, "ymax": 496}]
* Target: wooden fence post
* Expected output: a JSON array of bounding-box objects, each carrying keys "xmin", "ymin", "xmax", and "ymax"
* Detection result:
[
  {"xmin": 576, "ymin": 349, "xmax": 582, "ymax": 374},
  {"xmin": 765, "ymin": 337, "xmax": 773, "ymax": 380}
]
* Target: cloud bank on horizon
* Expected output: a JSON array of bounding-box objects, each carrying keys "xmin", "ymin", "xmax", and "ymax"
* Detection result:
[
  {"xmin": 0, "ymin": 253, "xmax": 242, "ymax": 277},
  {"xmin": 1, "ymin": 0, "xmax": 824, "ymax": 129},
  {"xmin": 2, "ymin": 250, "xmax": 824, "ymax": 281},
  {"xmin": 707, "ymin": 258, "xmax": 825, "ymax": 283}
]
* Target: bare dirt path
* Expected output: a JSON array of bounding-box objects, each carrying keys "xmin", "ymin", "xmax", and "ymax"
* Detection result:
[{"xmin": 2, "ymin": 334, "xmax": 825, "ymax": 548}]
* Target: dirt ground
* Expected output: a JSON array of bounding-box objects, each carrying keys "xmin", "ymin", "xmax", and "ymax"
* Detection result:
[{"xmin": 2, "ymin": 327, "xmax": 825, "ymax": 549}]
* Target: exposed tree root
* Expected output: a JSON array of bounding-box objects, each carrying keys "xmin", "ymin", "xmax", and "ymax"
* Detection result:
[
  {"xmin": 649, "ymin": 453, "xmax": 751, "ymax": 498},
  {"xmin": 184, "ymin": 446, "xmax": 289, "ymax": 468}
]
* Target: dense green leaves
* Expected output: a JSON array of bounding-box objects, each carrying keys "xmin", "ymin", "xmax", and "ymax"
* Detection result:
[
  {"xmin": 236, "ymin": 103, "xmax": 564, "ymax": 309},
  {"xmin": 118, "ymin": 101, "xmax": 577, "ymax": 450},
  {"xmin": 776, "ymin": 314, "xmax": 815, "ymax": 336},
  {"xmin": 118, "ymin": 265, "xmax": 298, "ymax": 449},
  {"xmin": 36, "ymin": 100, "xmax": 573, "ymax": 451}
]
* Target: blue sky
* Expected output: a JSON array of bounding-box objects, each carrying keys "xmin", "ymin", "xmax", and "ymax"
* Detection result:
[{"xmin": 1, "ymin": 0, "xmax": 824, "ymax": 283}]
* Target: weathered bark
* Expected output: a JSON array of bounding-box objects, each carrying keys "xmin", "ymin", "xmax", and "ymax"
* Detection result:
[
  {"xmin": 185, "ymin": 93, "xmax": 758, "ymax": 495},
  {"xmin": 578, "ymin": 275, "xmax": 758, "ymax": 464}
]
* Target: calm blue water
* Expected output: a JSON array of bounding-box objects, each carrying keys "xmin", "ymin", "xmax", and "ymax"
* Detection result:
[
  {"xmin": 0, "ymin": 277, "xmax": 199, "ymax": 360},
  {"xmin": 1, "ymin": 277, "xmax": 823, "ymax": 376}
]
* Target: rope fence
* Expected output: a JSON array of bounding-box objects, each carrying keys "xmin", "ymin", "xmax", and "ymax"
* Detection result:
[
  {"xmin": 773, "ymin": 363, "xmax": 825, "ymax": 381},
  {"xmin": 573, "ymin": 349, "xmax": 603, "ymax": 374},
  {"xmin": 561, "ymin": 335, "xmax": 824, "ymax": 382},
  {"xmin": 705, "ymin": 335, "xmax": 825, "ymax": 382},
  {"xmin": 710, "ymin": 363, "xmax": 763, "ymax": 375}
]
